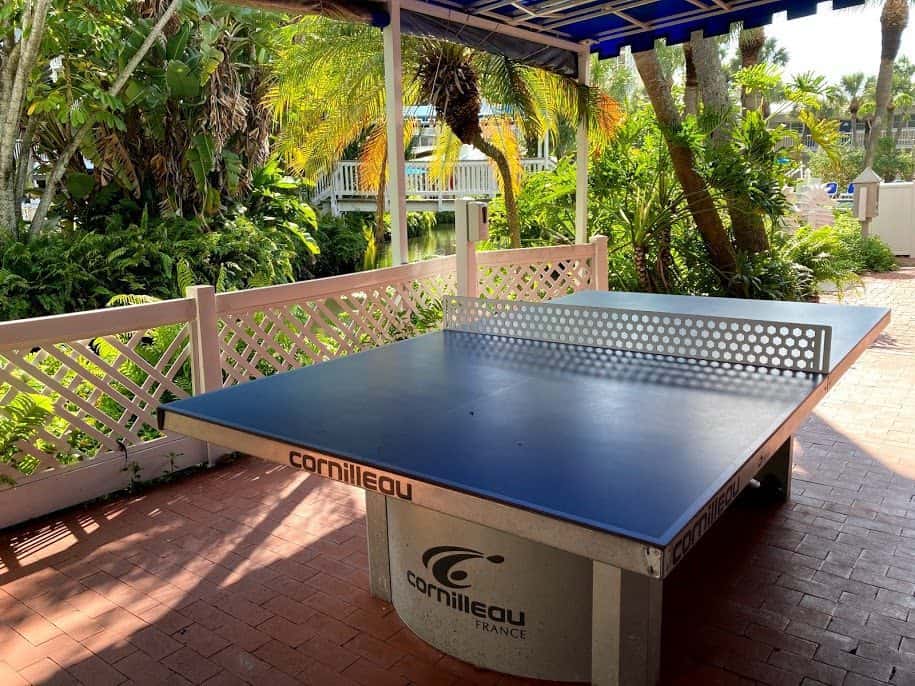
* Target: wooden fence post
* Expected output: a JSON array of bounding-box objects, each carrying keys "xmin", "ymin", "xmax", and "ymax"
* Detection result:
[
  {"xmin": 187, "ymin": 285, "xmax": 222, "ymax": 466},
  {"xmin": 590, "ymin": 235, "xmax": 609, "ymax": 291},
  {"xmin": 455, "ymin": 198, "xmax": 479, "ymax": 298}
]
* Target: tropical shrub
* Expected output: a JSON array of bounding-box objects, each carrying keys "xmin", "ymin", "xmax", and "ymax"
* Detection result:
[
  {"xmin": 827, "ymin": 211, "xmax": 898, "ymax": 272},
  {"xmin": 808, "ymin": 145, "xmax": 863, "ymax": 187},
  {"xmin": 809, "ymin": 141, "xmax": 914, "ymax": 186},
  {"xmin": 0, "ymin": 166, "xmax": 320, "ymax": 321},
  {"xmin": 406, "ymin": 212, "xmax": 438, "ymax": 238},
  {"xmin": 311, "ymin": 214, "xmax": 371, "ymax": 278}
]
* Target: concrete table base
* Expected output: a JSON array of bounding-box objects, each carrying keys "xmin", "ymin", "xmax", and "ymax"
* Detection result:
[
  {"xmin": 366, "ymin": 493, "xmax": 662, "ymax": 684},
  {"xmin": 363, "ymin": 438, "xmax": 794, "ymax": 686}
]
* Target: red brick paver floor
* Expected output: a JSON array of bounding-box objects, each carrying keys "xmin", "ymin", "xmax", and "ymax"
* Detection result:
[{"xmin": 3, "ymin": 268, "xmax": 915, "ymax": 685}]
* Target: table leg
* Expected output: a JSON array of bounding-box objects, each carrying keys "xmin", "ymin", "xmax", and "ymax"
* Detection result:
[
  {"xmin": 756, "ymin": 436, "xmax": 794, "ymax": 501},
  {"xmin": 592, "ymin": 561, "xmax": 663, "ymax": 686},
  {"xmin": 365, "ymin": 491, "xmax": 392, "ymax": 602}
]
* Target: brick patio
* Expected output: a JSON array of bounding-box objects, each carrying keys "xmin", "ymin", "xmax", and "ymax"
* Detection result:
[{"xmin": 2, "ymin": 269, "xmax": 915, "ymax": 686}]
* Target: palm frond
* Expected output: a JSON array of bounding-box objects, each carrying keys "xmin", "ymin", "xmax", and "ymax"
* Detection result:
[
  {"xmin": 481, "ymin": 117, "xmax": 523, "ymax": 192},
  {"xmin": 430, "ymin": 125, "xmax": 463, "ymax": 187}
]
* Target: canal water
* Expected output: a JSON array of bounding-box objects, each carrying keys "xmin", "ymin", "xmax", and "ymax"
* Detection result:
[{"xmin": 361, "ymin": 223, "xmax": 456, "ymax": 270}]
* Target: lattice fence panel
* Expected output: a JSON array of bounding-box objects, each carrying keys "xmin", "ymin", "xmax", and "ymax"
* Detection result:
[
  {"xmin": 218, "ymin": 270, "xmax": 457, "ymax": 386},
  {"xmin": 478, "ymin": 257, "xmax": 594, "ymax": 302},
  {"xmin": 0, "ymin": 323, "xmax": 192, "ymax": 485}
]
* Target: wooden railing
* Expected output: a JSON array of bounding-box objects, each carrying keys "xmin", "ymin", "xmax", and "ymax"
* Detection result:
[
  {"xmin": 0, "ymin": 238, "xmax": 608, "ymax": 528},
  {"xmin": 312, "ymin": 158, "xmax": 555, "ymax": 206}
]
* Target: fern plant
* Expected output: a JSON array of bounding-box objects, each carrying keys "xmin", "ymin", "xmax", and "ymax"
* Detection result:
[{"xmin": 0, "ymin": 393, "xmax": 55, "ymax": 479}]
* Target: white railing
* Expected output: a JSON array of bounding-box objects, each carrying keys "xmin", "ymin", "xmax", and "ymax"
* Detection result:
[
  {"xmin": 778, "ymin": 128, "xmax": 915, "ymax": 152},
  {"xmin": 0, "ymin": 237, "xmax": 608, "ymax": 528},
  {"xmin": 313, "ymin": 158, "xmax": 555, "ymax": 206}
]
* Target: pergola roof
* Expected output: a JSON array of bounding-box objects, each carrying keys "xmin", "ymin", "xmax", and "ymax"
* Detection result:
[
  {"xmin": 251, "ymin": 0, "xmax": 866, "ymax": 75},
  {"xmin": 408, "ymin": 0, "xmax": 864, "ymax": 59}
]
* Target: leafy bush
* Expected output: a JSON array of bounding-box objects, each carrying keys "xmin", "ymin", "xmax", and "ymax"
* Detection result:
[
  {"xmin": 311, "ymin": 214, "xmax": 370, "ymax": 278},
  {"xmin": 406, "ymin": 211, "xmax": 437, "ymax": 238},
  {"xmin": 828, "ymin": 212, "xmax": 898, "ymax": 273},
  {"xmin": 0, "ymin": 165, "xmax": 321, "ymax": 321},
  {"xmin": 809, "ymin": 141, "xmax": 914, "ymax": 186},
  {"xmin": 808, "ymin": 145, "xmax": 863, "ymax": 187}
]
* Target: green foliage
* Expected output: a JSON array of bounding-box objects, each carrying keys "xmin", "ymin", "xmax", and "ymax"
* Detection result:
[
  {"xmin": 827, "ymin": 212, "xmax": 898, "ymax": 273},
  {"xmin": 487, "ymin": 107, "xmax": 894, "ymax": 302},
  {"xmin": 406, "ymin": 211, "xmax": 437, "ymax": 238},
  {"xmin": 486, "ymin": 157, "xmax": 577, "ymax": 247},
  {"xmin": 727, "ymin": 214, "xmax": 895, "ymax": 301},
  {"xmin": 809, "ymin": 141, "xmax": 914, "ymax": 186},
  {"xmin": 0, "ymin": 165, "xmax": 320, "ymax": 320},
  {"xmin": 808, "ymin": 145, "xmax": 864, "ymax": 188},
  {"xmin": 871, "ymin": 137, "xmax": 915, "ymax": 182},
  {"xmin": 0, "ymin": 394, "xmax": 54, "ymax": 478},
  {"xmin": 311, "ymin": 214, "xmax": 370, "ymax": 278}
]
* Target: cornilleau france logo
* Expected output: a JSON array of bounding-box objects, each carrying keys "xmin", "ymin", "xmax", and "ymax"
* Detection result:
[
  {"xmin": 422, "ymin": 546, "xmax": 504, "ymax": 589},
  {"xmin": 405, "ymin": 545, "xmax": 526, "ymax": 636}
]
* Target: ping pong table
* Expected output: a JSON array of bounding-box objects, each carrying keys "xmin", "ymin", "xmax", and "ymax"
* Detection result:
[{"xmin": 158, "ymin": 290, "xmax": 889, "ymax": 685}]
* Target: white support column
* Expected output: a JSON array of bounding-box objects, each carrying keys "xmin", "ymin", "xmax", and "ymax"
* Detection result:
[
  {"xmin": 575, "ymin": 48, "xmax": 591, "ymax": 245},
  {"xmin": 383, "ymin": 0, "xmax": 408, "ymax": 264}
]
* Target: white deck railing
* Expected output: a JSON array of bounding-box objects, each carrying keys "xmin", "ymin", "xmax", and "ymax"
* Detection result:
[
  {"xmin": 312, "ymin": 158, "xmax": 555, "ymax": 206},
  {"xmin": 0, "ymin": 238, "xmax": 608, "ymax": 528},
  {"xmin": 777, "ymin": 128, "xmax": 915, "ymax": 153}
]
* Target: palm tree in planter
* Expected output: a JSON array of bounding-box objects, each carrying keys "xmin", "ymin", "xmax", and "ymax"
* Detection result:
[
  {"xmin": 841, "ymin": 72, "xmax": 867, "ymax": 147},
  {"xmin": 270, "ymin": 18, "xmax": 621, "ymax": 249}
]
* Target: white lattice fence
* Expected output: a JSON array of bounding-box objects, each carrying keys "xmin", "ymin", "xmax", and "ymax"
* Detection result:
[
  {"xmin": 215, "ymin": 257, "xmax": 457, "ymax": 386},
  {"xmin": 477, "ymin": 240, "xmax": 606, "ymax": 301},
  {"xmin": 0, "ymin": 301, "xmax": 197, "ymax": 488},
  {"xmin": 0, "ymin": 240, "xmax": 607, "ymax": 528}
]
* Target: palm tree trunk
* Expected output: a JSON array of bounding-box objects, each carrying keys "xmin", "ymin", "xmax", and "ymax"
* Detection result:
[
  {"xmin": 472, "ymin": 132, "xmax": 521, "ymax": 248},
  {"xmin": 690, "ymin": 32, "xmax": 770, "ymax": 254},
  {"xmin": 633, "ymin": 49, "xmax": 737, "ymax": 285},
  {"xmin": 0, "ymin": 187, "xmax": 16, "ymax": 238},
  {"xmin": 634, "ymin": 244, "xmax": 652, "ymax": 291},
  {"xmin": 865, "ymin": 0, "xmax": 909, "ymax": 169},
  {"xmin": 850, "ymin": 112, "xmax": 858, "ymax": 148},
  {"xmin": 656, "ymin": 220, "xmax": 673, "ymax": 291},
  {"xmin": 683, "ymin": 45, "xmax": 699, "ymax": 117}
]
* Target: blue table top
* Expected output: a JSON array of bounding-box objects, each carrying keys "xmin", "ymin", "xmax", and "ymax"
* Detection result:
[{"xmin": 160, "ymin": 291, "xmax": 888, "ymax": 546}]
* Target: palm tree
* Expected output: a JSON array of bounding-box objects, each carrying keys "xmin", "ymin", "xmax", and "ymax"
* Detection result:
[
  {"xmin": 269, "ymin": 18, "xmax": 620, "ymax": 249},
  {"xmin": 864, "ymin": 0, "xmax": 910, "ymax": 168},
  {"xmin": 841, "ymin": 72, "xmax": 867, "ymax": 147},
  {"xmin": 632, "ymin": 49, "xmax": 737, "ymax": 283},
  {"xmin": 738, "ymin": 28, "xmax": 767, "ymax": 111}
]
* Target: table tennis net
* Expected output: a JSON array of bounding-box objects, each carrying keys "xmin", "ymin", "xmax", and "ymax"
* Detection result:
[{"xmin": 442, "ymin": 296, "xmax": 832, "ymax": 374}]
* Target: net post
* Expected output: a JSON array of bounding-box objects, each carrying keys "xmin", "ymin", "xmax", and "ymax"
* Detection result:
[
  {"xmin": 187, "ymin": 285, "xmax": 222, "ymax": 466},
  {"xmin": 591, "ymin": 234, "xmax": 609, "ymax": 291}
]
